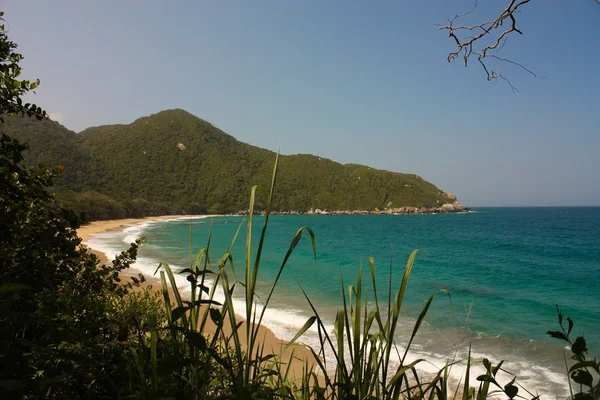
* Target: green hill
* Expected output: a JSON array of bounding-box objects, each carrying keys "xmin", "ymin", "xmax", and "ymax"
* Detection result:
[{"xmin": 1, "ymin": 109, "xmax": 461, "ymax": 220}]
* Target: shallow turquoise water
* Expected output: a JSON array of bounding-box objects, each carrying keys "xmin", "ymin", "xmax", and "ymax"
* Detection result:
[{"xmin": 89, "ymin": 207, "xmax": 600, "ymax": 396}]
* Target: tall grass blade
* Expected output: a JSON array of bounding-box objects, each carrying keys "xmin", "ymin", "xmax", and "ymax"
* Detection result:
[
  {"xmin": 383, "ymin": 249, "xmax": 420, "ymax": 386},
  {"xmin": 198, "ymin": 220, "xmax": 243, "ymax": 334},
  {"xmin": 463, "ymin": 343, "xmax": 472, "ymax": 400},
  {"xmin": 369, "ymin": 256, "xmax": 384, "ymax": 331},
  {"xmin": 150, "ymin": 323, "xmax": 158, "ymax": 391},
  {"xmin": 401, "ymin": 289, "xmax": 450, "ymax": 364},
  {"xmin": 218, "ymin": 268, "xmax": 243, "ymax": 369},
  {"xmin": 156, "ymin": 262, "xmax": 187, "ymax": 327},
  {"xmin": 159, "ymin": 270, "xmax": 172, "ymax": 325},
  {"xmin": 387, "ymin": 358, "xmax": 426, "ymax": 388},
  {"xmin": 189, "ymin": 220, "xmax": 193, "ymax": 267},
  {"xmin": 247, "ymin": 152, "xmax": 280, "ymax": 379},
  {"xmin": 257, "ymin": 226, "xmax": 316, "ymax": 345},
  {"xmin": 130, "ymin": 348, "xmax": 147, "ymax": 392},
  {"xmin": 282, "ymin": 316, "xmax": 317, "ymax": 354}
]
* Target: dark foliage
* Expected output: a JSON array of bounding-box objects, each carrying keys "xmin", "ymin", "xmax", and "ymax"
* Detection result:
[
  {"xmin": 547, "ymin": 306, "xmax": 600, "ymax": 400},
  {"xmin": 0, "ymin": 133, "xmax": 158, "ymax": 398},
  {"xmin": 0, "ymin": 12, "xmax": 46, "ymax": 120}
]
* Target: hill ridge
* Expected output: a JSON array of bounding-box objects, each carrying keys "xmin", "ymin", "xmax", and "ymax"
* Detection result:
[{"xmin": 1, "ymin": 110, "xmax": 465, "ymax": 220}]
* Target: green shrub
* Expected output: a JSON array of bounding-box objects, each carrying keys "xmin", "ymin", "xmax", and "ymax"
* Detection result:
[{"xmin": 0, "ymin": 133, "xmax": 160, "ymax": 398}]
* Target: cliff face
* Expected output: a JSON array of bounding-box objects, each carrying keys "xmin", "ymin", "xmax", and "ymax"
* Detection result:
[{"xmin": 2, "ymin": 110, "xmax": 464, "ymax": 218}]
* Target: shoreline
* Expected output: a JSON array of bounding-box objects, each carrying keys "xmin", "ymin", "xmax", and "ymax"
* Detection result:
[
  {"xmin": 77, "ymin": 215, "xmax": 319, "ymax": 382},
  {"xmin": 78, "ymin": 215, "xmax": 192, "ymax": 264},
  {"xmin": 77, "ymin": 215, "xmax": 569, "ymax": 397}
]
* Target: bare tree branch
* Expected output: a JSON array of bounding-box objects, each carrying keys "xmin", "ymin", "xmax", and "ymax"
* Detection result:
[{"xmin": 439, "ymin": 0, "xmax": 544, "ymax": 90}]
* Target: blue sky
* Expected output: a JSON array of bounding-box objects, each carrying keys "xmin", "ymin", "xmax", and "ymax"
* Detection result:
[{"xmin": 4, "ymin": 1, "xmax": 600, "ymax": 206}]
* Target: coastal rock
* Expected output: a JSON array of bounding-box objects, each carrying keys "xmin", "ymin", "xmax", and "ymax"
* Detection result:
[
  {"xmin": 443, "ymin": 192, "xmax": 457, "ymax": 201},
  {"xmin": 441, "ymin": 202, "xmax": 464, "ymax": 213}
]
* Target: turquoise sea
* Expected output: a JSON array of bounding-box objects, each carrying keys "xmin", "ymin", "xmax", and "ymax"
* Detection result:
[{"xmin": 88, "ymin": 207, "xmax": 600, "ymax": 397}]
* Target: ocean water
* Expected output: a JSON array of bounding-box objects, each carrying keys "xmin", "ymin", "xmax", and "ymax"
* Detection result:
[{"xmin": 87, "ymin": 207, "xmax": 600, "ymax": 397}]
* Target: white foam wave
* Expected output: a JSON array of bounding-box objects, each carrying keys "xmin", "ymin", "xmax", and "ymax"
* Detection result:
[{"xmin": 122, "ymin": 222, "xmax": 153, "ymax": 245}]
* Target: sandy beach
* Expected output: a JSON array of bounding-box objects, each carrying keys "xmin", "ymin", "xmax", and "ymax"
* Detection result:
[
  {"xmin": 77, "ymin": 216, "xmax": 320, "ymax": 382},
  {"xmin": 78, "ymin": 216, "xmax": 191, "ymax": 264}
]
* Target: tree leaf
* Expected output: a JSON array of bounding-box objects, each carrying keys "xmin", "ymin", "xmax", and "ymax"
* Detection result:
[
  {"xmin": 192, "ymin": 299, "xmax": 221, "ymax": 307},
  {"xmin": 569, "ymin": 360, "xmax": 597, "ymax": 373},
  {"xmin": 547, "ymin": 330, "xmax": 569, "ymax": 342},
  {"xmin": 186, "ymin": 332, "xmax": 207, "ymax": 352},
  {"xmin": 171, "ymin": 306, "xmax": 187, "ymax": 322},
  {"xmin": 567, "ymin": 317, "xmax": 574, "ymax": 335},
  {"xmin": 476, "ymin": 375, "xmax": 496, "ymax": 383},
  {"xmin": 571, "ymin": 370, "xmax": 593, "ymax": 387},
  {"xmin": 504, "ymin": 384, "xmax": 518, "ymax": 399},
  {"xmin": 572, "ymin": 337, "xmax": 588, "ymax": 356},
  {"xmin": 482, "ymin": 358, "xmax": 491, "ymax": 372},
  {"xmin": 209, "ymin": 307, "xmax": 222, "ymax": 326}
]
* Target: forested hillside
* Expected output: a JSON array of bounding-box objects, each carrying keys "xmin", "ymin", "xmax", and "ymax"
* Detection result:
[{"xmin": 1, "ymin": 109, "xmax": 459, "ymax": 219}]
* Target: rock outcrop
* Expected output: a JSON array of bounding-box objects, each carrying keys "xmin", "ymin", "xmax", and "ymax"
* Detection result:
[{"xmin": 237, "ymin": 202, "xmax": 470, "ymax": 216}]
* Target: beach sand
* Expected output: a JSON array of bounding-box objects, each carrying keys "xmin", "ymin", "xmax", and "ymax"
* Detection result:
[
  {"xmin": 78, "ymin": 216, "xmax": 188, "ymax": 264},
  {"xmin": 77, "ymin": 216, "xmax": 320, "ymax": 383}
]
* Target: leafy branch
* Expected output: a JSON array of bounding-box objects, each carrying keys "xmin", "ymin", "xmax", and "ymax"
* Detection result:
[
  {"xmin": 0, "ymin": 11, "xmax": 46, "ymax": 120},
  {"xmin": 547, "ymin": 306, "xmax": 600, "ymax": 400}
]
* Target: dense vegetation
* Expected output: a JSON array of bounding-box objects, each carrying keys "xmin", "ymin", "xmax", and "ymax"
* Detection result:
[
  {"xmin": 1, "ymin": 110, "xmax": 457, "ymax": 220},
  {"xmin": 0, "ymin": 133, "xmax": 162, "ymax": 398}
]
